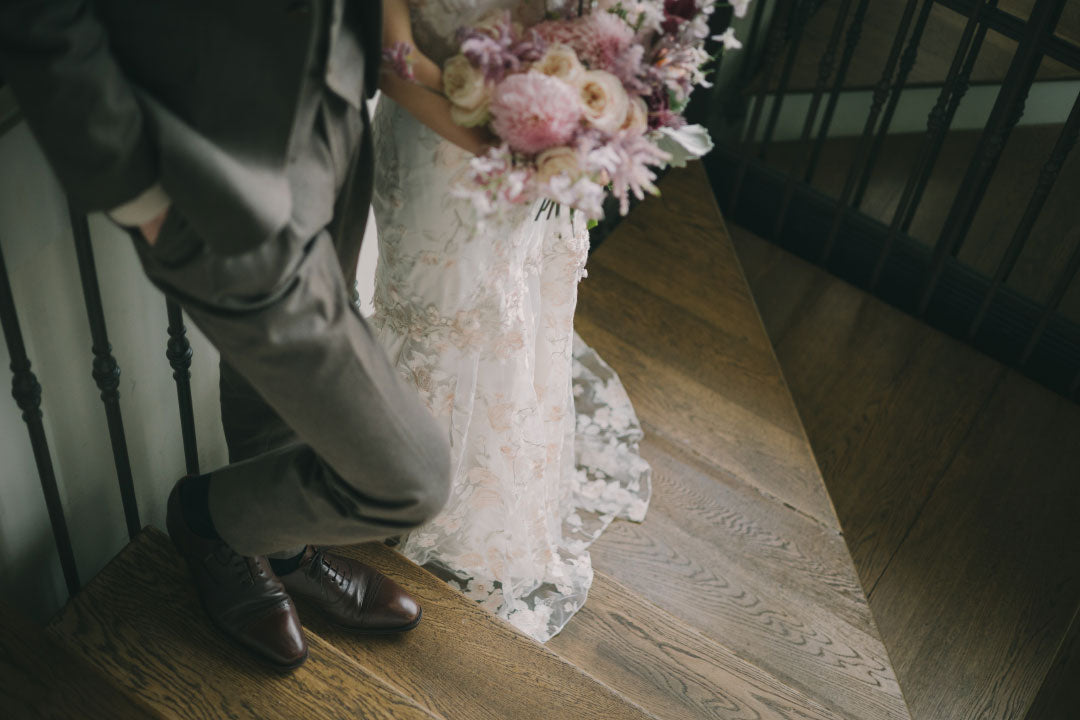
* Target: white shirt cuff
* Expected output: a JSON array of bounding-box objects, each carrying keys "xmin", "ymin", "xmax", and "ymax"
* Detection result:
[{"xmin": 108, "ymin": 183, "xmax": 171, "ymax": 227}]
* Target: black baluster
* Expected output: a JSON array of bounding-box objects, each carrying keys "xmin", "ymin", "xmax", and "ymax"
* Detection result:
[
  {"xmin": 759, "ymin": 0, "xmax": 816, "ymax": 160},
  {"xmin": 1018, "ymin": 232, "xmax": 1080, "ymax": 367},
  {"xmin": 968, "ymin": 89, "xmax": 1080, "ymax": 341},
  {"xmin": 918, "ymin": 0, "xmax": 1067, "ymax": 316},
  {"xmin": 736, "ymin": 0, "xmax": 771, "ymax": 90},
  {"xmin": 899, "ymin": 2, "xmax": 996, "ymax": 235},
  {"xmin": 69, "ymin": 210, "xmax": 140, "ymax": 539},
  {"xmin": 727, "ymin": 0, "xmax": 796, "ymax": 213},
  {"xmin": 166, "ymin": 300, "xmax": 200, "ymax": 476},
  {"xmin": 803, "ymin": 0, "xmax": 871, "ymax": 186},
  {"xmin": 867, "ymin": 0, "xmax": 989, "ymax": 291},
  {"xmin": 770, "ymin": 0, "xmax": 855, "ymax": 242},
  {"xmin": 853, "ymin": 0, "xmax": 935, "ymax": 210},
  {"xmin": 819, "ymin": 0, "xmax": 924, "ymax": 265},
  {"xmin": 0, "ymin": 241, "xmax": 80, "ymax": 595}
]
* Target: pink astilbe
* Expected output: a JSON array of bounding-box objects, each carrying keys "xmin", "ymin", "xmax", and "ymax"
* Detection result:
[
  {"xmin": 451, "ymin": 144, "xmax": 533, "ymax": 221},
  {"xmin": 490, "ymin": 72, "xmax": 583, "ymax": 154},
  {"xmin": 583, "ymin": 130, "xmax": 672, "ymax": 215},
  {"xmin": 381, "ymin": 41, "xmax": 415, "ymax": 82}
]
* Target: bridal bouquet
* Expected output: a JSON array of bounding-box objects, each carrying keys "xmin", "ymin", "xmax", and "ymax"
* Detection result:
[{"xmin": 385, "ymin": 0, "xmax": 749, "ymax": 221}]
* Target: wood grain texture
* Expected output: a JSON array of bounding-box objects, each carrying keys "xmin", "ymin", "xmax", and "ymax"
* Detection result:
[
  {"xmin": 591, "ymin": 510, "xmax": 907, "ymax": 720},
  {"xmin": 576, "ymin": 164, "xmax": 911, "ymax": 720},
  {"xmin": 46, "ymin": 529, "xmax": 439, "ymax": 720},
  {"xmin": 1024, "ymin": 606, "xmax": 1080, "ymax": 720},
  {"xmin": 2, "ymin": 604, "xmax": 159, "ymax": 720},
  {"xmin": 733, "ymin": 230, "xmax": 1006, "ymax": 592},
  {"xmin": 311, "ymin": 542, "xmax": 656, "ymax": 720},
  {"xmin": 870, "ymin": 371, "xmax": 1080, "ymax": 720},
  {"xmin": 549, "ymin": 570, "xmax": 846, "ymax": 720},
  {"xmin": 581, "ymin": 163, "xmax": 840, "ymax": 529},
  {"xmin": 735, "ymin": 225, "xmax": 1080, "ymax": 719}
]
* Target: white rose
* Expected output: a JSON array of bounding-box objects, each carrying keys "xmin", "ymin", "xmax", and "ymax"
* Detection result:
[
  {"xmin": 535, "ymin": 43, "xmax": 585, "ymax": 88},
  {"xmin": 443, "ymin": 54, "xmax": 490, "ymax": 112},
  {"xmin": 621, "ymin": 96, "xmax": 649, "ymax": 134},
  {"xmin": 579, "ymin": 70, "xmax": 630, "ymax": 135},
  {"xmin": 535, "ymin": 146, "xmax": 581, "ymax": 183}
]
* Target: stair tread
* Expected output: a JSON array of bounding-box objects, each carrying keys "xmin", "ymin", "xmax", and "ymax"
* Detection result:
[
  {"xmin": 548, "ymin": 570, "xmax": 845, "ymax": 720},
  {"xmin": 310, "ymin": 542, "xmax": 655, "ymax": 720},
  {"xmin": 2, "ymin": 603, "xmax": 158, "ymax": 720},
  {"xmin": 574, "ymin": 164, "xmax": 912, "ymax": 720},
  {"xmin": 45, "ymin": 528, "xmax": 439, "ymax": 720}
]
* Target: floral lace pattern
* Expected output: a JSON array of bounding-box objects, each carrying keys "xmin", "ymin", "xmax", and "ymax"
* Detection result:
[{"xmin": 371, "ymin": 1, "xmax": 651, "ymax": 642}]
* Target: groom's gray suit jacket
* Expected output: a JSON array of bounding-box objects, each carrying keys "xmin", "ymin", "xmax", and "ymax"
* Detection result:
[{"xmin": 0, "ymin": 0, "xmax": 382, "ymax": 255}]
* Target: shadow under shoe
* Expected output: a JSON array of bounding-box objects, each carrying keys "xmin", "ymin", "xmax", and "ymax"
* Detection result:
[
  {"xmin": 165, "ymin": 479, "xmax": 308, "ymax": 670},
  {"xmin": 279, "ymin": 546, "xmax": 422, "ymax": 633}
]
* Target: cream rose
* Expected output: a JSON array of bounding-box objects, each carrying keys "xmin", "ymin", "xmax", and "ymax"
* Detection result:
[
  {"xmin": 535, "ymin": 146, "xmax": 582, "ymax": 183},
  {"xmin": 579, "ymin": 70, "xmax": 630, "ymax": 135},
  {"xmin": 621, "ymin": 96, "xmax": 649, "ymax": 135},
  {"xmin": 443, "ymin": 54, "xmax": 490, "ymax": 117},
  {"xmin": 451, "ymin": 100, "xmax": 491, "ymax": 128},
  {"xmin": 535, "ymin": 43, "xmax": 585, "ymax": 87}
]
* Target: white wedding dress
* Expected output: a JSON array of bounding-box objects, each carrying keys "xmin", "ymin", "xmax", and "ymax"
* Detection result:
[{"xmin": 370, "ymin": 0, "xmax": 651, "ymax": 642}]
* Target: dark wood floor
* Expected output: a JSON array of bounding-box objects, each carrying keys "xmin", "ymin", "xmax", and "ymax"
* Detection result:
[
  {"xmin": 570, "ymin": 164, "xmax": 911, "ymax": 720},
  {"xmin": 733, "ymin": 224, "xmax": 1080, "ymax": 720}
]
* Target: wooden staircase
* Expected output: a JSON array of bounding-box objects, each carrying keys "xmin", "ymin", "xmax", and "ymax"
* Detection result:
[{"xmin": 11, "ymin": 163, "xmax": 913, "ymax": 720}]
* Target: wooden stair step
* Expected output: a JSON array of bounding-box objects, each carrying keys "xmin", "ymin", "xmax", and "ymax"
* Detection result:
[
  {"xmin": 548, "ymin": 570, "xmax": 845, "ymax": 720},
  {"xmin": 310, "ymin": 542, "xmax": 656, "ymax": 720},
  {"xmin": 45, "ymin": 528, "xmax": 440, "ymax": 720},
  {"xmin": 575, "ymin": 163, "xmax": 912, "ymax": 720},
  {"xmin": 2, "ymin": 603, "xmax": 159, "ymax": 720}
]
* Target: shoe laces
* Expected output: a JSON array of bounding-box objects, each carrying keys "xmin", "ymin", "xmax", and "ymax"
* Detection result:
[{"xmin": 307, "ymin": 548, "xmax": 349, "ymax": 590}]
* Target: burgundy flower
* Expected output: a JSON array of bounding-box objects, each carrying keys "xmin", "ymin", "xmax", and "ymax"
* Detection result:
[{"xmin": 662, "ymin": 0, "xmax": 697, "ymax": 34}]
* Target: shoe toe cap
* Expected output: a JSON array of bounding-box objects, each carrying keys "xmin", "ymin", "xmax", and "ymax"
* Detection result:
[
  {"xmin": 241, "ymin": 603, "xmax": 308, "ymax": 669},
  {"xmin": 365, "ymin": 576, "xmax": 421, "ymax": 631}
]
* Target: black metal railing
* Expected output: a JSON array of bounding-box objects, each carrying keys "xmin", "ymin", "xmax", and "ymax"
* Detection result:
[
  {"xmin": 706, "ymin": 0, "xmax": 1080, "ymax": 401},
  {"xmin": 0, "ymin": 96, "xmax": 200, "ymax": 597}
]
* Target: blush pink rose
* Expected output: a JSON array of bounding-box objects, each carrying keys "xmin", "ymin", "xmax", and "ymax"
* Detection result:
[{"xmin": 490, "ymin": 71, "xmax": 583, "ymax": 154}]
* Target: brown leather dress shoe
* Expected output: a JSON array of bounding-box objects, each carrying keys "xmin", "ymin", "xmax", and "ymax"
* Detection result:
[
  {"xmin": 279, "ymin": 547, "xmax": 422, "ymax": 633},
  {"xmin": 165, "ymin": 479, "xmax": 308, "ymax": 670}
]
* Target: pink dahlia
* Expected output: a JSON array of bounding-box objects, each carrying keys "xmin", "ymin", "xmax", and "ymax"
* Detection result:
[
  {"xmin": 490, "ymin": 72, "xmax": 582, "ymax": 155},
  {"xmin": 578, "ymin": 12, "xmax": 635, "ymax": 71}
]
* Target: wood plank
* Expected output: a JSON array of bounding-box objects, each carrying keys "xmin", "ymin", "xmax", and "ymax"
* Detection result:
[
  {"xmin": 46, "ymin": 529, "xmax": 440, "ymax": 720},
  {"xmin": 733, "ymin": 230, "xmax": 1007, "ymax": 591},
  {"xmin": 548, "ymin": 571, "xmax": 846, "ymax": 720},
  {"xmin": 581, "ymin": 163, "xmax": 840, "ymax": 529},
  {"xmin": 1024, "ymin": 605, "xmax": 1080, "ymax": 720},
  {"xmin": 589, "ymin": 513, "xmax": 909, "ymax": 720},
  {"xmin": 312, "ymin": 542, "xmax": 656, "ymax": 720},
  {"xmin": 2, "ymin": 604, "xmax": 159, "ymax": 720},
  {"xmin": 575, "ymin": 315, "xmax": 829, "ymax": 529},
  {"xmin": 724, "ymin": 225, "xmax": 829, "ymax": 349},
  {"xmin": 640, "ymin": 433, "xmax": 874, "ymax": 637},
  {"xmin": 871, "ymin": 372, "xmax": 1080, "ymax": 720},
  {"xmin": 576, "ymin": 164, "xmax": 910, "ymax": 719}
]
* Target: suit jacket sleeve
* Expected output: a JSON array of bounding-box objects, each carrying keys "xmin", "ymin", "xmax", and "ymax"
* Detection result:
[{"xmin": 0, "ymin": 0, "xmax": 158, "ymax": 213}]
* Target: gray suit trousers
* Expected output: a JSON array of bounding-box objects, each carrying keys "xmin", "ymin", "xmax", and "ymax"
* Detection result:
[{"xmin": 134, "ymin": 98, "xmax": 451, "ymax": 558}]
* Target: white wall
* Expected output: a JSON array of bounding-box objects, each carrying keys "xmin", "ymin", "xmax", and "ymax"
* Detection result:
[{"xmin": 0, "ymin": 105, "xmax": 380, "ymax": 623}]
